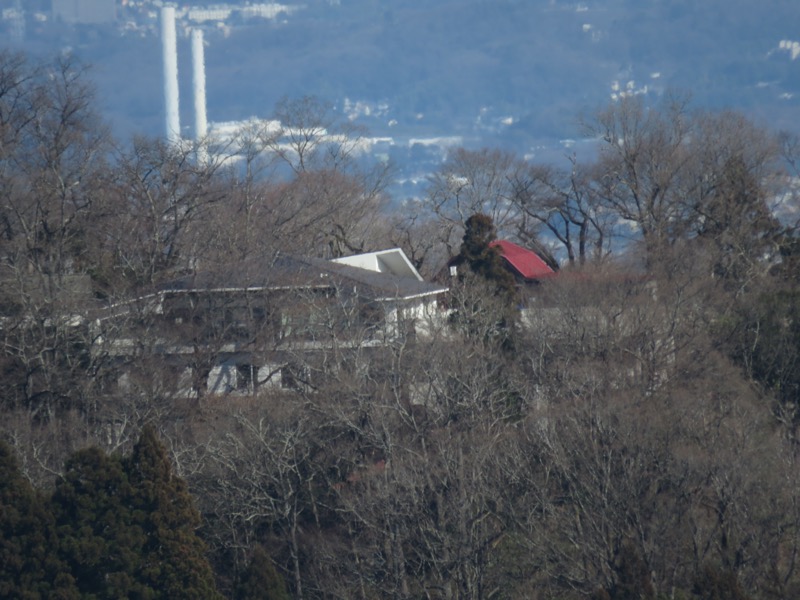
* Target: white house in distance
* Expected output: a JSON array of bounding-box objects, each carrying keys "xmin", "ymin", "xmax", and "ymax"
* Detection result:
[
  {"xmin": 331, "ymin": 248, "xmax": 443, "ymax": 339},
  {"xmin": 104, "ymin": 248, "xmax": 447, "ymax": 398}
]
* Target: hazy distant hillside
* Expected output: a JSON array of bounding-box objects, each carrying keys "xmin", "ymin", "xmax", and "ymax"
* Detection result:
[
  {"xmin": 8, "ymin": 0, "xmax": 800, "ymax": 153},
  {"xmin": 202, "ymin": 0, "xmax": 800, "ymax": 146}
]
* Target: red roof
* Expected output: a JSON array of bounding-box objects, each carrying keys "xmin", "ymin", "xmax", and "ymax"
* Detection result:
[{"xmin": 489, "ymin": 240, "xmax": 555, "ymax": 281}]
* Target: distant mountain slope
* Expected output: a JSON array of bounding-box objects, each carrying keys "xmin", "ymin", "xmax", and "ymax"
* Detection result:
[
  {"xmin": 9, "ymin": 0, "xmax": 800, "ymax": 150},
  {"xmin": 202, "ymin": 0, "xmax": 800, "ymax": 144}
]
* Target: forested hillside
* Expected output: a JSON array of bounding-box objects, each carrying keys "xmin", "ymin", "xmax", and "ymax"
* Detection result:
[
  {"xmin": 1, "ymin": 427, "xmax": 221, "ymax": 598},
  {"xmin": 3, "ymin": 50, "xmax": 800, "ymax": 599}
]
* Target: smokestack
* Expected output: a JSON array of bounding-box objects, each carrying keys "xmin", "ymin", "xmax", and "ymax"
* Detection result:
[
  {"xmin": 161, "ymin": 6, "xmax": 180, "ymax": 145},
  {"xmin": 191, "ymin": 28, "xmax": 208, "ymax": 143}
]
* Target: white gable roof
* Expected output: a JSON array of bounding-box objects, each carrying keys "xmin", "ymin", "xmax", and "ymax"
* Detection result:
[{"xmin": 331, "ymin": 248, "xmax": 423, "ymax": 281}]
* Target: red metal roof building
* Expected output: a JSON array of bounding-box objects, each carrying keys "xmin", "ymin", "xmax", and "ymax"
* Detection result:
[{"xmin": 489, "ymin": 240, "xmax": 555, "ymax": 282}]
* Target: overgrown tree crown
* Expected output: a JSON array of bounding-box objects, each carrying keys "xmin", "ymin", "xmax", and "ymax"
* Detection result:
[{"xmin": 457, "ymin": 213, "xmax": 517, "ymax": 299}]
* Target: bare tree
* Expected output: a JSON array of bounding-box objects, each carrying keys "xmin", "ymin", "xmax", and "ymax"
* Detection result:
[
  {"xmin": 0, "ymin": 53, "xmax": 116, "ymax": 419},
  {"xmin": 587, "ymin": 95, "xmax": 783, "ymax": 273},
  {"xmin": 422, "ymin": 148, "xmax": 526, "ymax": 255},
  {"xmin": 104, "ymin": 137, "xmax": 227, "ymax": 287},
  {"xmin": 199, "ymin": 96, "xmax": 391, "ymax": 262},
  {"xmin": 270, "ymin": 95, "xmax": 365, "ymax": 175},
  {"xmin": 586, "ymin": 94, "xmax": 699, "ymax": 257},
  {"xmin": 511, "ymin": 156, "xmax": 611, "ymax": 265},
  {"xmin": 687, "ymin": 110, "xmax": 782, "ymax": 285}
]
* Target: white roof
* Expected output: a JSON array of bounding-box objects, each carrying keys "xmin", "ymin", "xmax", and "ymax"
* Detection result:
[{"xmin": 331, "ymin": 248, "xmax": 423, "ymax": 281}]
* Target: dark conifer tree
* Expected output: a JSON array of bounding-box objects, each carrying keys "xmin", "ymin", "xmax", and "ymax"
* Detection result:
[
  {"xmin": 610, "ymin": 542, "xmax": 655, "ymax": 599},
  {"xmin": 457, "ymin": 213, "xmax": 517, "ymax": 299},
  {"xmin": 590, "ymin": 542, "xmax": 655, "ymax": 600},
  {"xmin": 0, "ymin": 442, "xmax": 78, "ymax": 599},
  {"xmin": 451, "ymin": 213, "xmax": 519, "ymax": 351},
  {"xmin": 52, "ymin": 446, "xmax": 148, "ymax": 598},
  {"xmin": 236, "ymin": 546, "xmax": 291, "ymax": 600},
  {"xmin": 692, "ymin": 564, "xmax": 751, "ymax": 600},
  {"xmin": 125, "ymin": 425, "xmax": 222, "ymax": 600}
]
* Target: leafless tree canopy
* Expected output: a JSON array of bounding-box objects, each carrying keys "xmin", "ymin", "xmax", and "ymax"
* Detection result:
[{"xmin": 3, "ymin": 52, "xmax": 800, "ymax": 599}]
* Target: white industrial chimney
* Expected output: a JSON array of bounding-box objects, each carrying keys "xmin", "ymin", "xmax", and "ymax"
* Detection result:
[
  {"xmin": 161, "ymin": 6, "xmax": 181, "ymax": 145},
  {"xmin": 191, "ymin": 28, "xmax": 208, "ymax": 145}
]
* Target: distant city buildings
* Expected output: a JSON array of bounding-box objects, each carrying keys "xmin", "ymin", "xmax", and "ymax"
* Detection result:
[
  {"xmin": 53, "ymin": 0, "xmax": 117, "ymax": 24},
  {"xmin": 3, "ymin": 1, "xmax": 301, "ymax": 35},
  {"xmin": 58, "ymin": 1, "xmax": 300, "ymax": 27},
  {"xmin": 3, "ymin": 4, "xmax": 24, "ymax": 42}
]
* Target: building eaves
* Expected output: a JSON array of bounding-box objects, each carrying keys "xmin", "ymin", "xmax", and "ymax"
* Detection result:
[{"xmin": 156, "ymin": 252, "xmax": 448, "ymax": 301}]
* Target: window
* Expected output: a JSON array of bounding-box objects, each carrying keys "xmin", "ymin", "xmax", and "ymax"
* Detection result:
[
  {"xmin": 359, "ymin": 303, "xmax": 383, "ymax": 329},
  {"xmin": 236, "ymin": 364, "xmax": 255, "ymax": 392},
  {"xmin": 281, "ymin": 363, "xmax": 311, "ymax": 391}
]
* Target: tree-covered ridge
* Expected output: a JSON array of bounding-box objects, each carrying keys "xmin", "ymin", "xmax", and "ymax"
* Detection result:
[
  {"xmin": 1, "ymin": 429, "xmax": 223, "ymax": 600},
  {"xmin": 0, "ymin": 443, "xmax": 77, "ymax": 599},
  {"xmin": 3, "ymin": 49, "xmax": 800, "ymax": 598}
]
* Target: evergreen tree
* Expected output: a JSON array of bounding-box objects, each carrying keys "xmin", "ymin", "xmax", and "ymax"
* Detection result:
[
  {"xmin": 692, "ymin": 564, "xmax": 751, "ymax": 600},
  {"xmin": 590, "ymin": 542, "xmax": 655, "ymax": 600},
  {"xmin": 52, "ymin": 446, "xmax": 148, "ymax": 599},
  {"xmin": 125, "ymin": 425, "xmax": 222, "ymax": 600},
  {"xmin": 610, "ymin": 542, "xmax": 655, "ymax": 600},
  {"xmin": 0, "ymin": 442, "xmax": 78, "ymax": 599},
  {"xmin": 51, "ymin": 430, "xmax": 221, "ymax": 599},
  {"xmin": 457, "ymin": 213, "xmax": 517, "ymax": 299},
  {"xmin": 450, "ymin": 213, "xmax": 519, "ymax": 350},
  {"xmin": 236, "ymin": 546, "xmax": 291, "ymax": 600}
]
